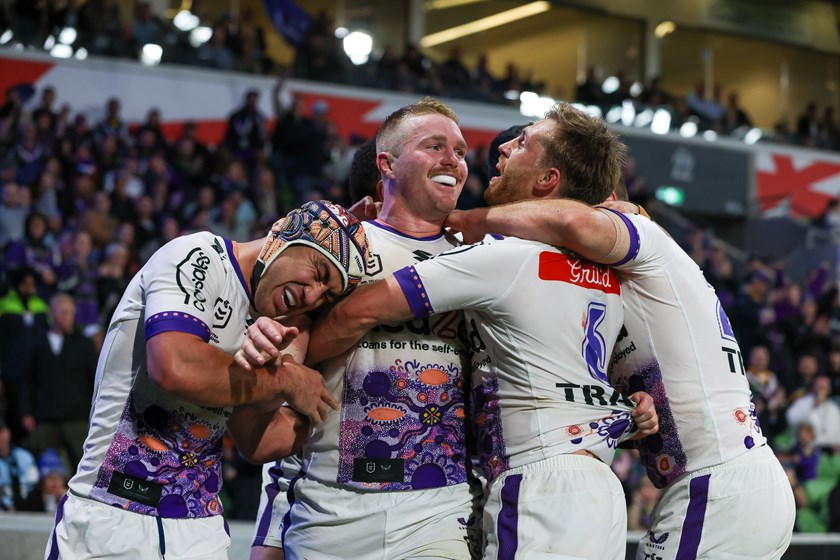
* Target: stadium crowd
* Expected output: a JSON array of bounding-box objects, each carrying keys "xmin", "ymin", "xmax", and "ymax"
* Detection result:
[{"xmin": 0, "ymin": 0, "xmax": 839, "ymax": 540}]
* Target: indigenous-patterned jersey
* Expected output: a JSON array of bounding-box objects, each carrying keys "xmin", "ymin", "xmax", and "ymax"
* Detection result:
[
  {"xmin": 305, "ymin": 221, "xmax": 472, "ymax": 491},
  {"xmin": 69, "ymin": 233, "xmax": 252, "ymax": 518},
  {"xmin": 605, "ymin": 212, "xmax": 765, "ymax": 488},
  {"xmin": 395, "ymin": 237, "xmax": 635, "ymax": 482}
]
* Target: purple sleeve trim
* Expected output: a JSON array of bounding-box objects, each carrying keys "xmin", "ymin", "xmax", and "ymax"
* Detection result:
[
  {"xmin": 393, "ymin": 266, "xmax": 435, "ymax": 318},
  {"xmin": 598, "ymin": 207, "xmax": 641, "ymax": 266},
  {"xmin": 145, "ymin": 311, "xmax": 211, "ymax": 343}
]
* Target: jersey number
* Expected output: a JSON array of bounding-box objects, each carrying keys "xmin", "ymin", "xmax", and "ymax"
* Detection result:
[{"xmin": 582, "ymin": 302, "xmax": 609, "ymax": 383}]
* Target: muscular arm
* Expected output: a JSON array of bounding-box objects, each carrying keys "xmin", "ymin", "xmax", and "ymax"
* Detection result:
[
  {"xmin": 306, "ymin": 276, "xmax": 413, "ymax": 366},
  {"xmin": 449, "ymin": 200, "xmax": 632, "ymax": 264}
]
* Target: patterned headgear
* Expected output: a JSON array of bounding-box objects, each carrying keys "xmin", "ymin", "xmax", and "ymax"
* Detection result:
[{"xmin": 250, "ymin": 201, "xmax": 370, "ymax": 304}]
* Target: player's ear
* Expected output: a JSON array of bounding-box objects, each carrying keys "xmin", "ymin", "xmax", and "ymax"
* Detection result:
[
  {"xmin": 534, "ymin": 166, "xmax": 561, "ymax": 197},
  {"xmin": 377, "ymin": 152, "xmax": 396, "ymax": 179}
]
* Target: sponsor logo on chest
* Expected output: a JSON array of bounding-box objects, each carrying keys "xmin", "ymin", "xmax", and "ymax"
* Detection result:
[
  {"xmin": 538, "ymin": 252, "xmax": 620, "ymax": 294},
  {"xmin": 176, "ymin": 247, "xmax": 212, "ymax": 312}
]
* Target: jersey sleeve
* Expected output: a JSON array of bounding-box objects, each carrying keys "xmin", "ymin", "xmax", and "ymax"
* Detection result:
[
  {"xmin": 393, "ymin": 239, "xmax": 525, "ymax": 318},
  {"xmin": 142, "ymin": 234, "xmax": 226, "ymax": 343},
  {"xmin": 600, "ymin": 210, "xmax": 678, "ymax": 275}
]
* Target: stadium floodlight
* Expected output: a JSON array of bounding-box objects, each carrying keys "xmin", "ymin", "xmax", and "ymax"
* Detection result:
[
  {"xmin": 44, "ymin": 35, "xmax": 56, "ymax": 50},
  {"xmin": 173, "ymin": 10, "xmax": 200, "ymax": 32},
  {"xmin": 504, "ymin": 89, "xmax": 520, "ymax": 101},
  {"xmin": 634, "ymin": 109, "xmax": 653, "ymax": 128},
  {"xmin": 520, "ymin": 91, "xmax": 538, "ymax": 103},
  {"xmin": 744, "ymin": 128, "xmax": 763, "ymax": 144},
  {"xmin": 334, "ymin": 27, "xmax": 349, "ymax": 39},
  {"xmin": 58, "ymin": 26, "xmax": 77, "ymax": 45},
  {"xmin": 679, "ymin": 121, "xmax": 698, "ymax": 138},
  {"xmin": 655, "ymin": 21, "xmax": 676, "ymax": 39},
  {"xmin": 343, "ymin": 31, "xmax": 373, "ymax": 65},
  {"xmin": 141, "ymin": 43, "xmax": 163, "ymax": 66},
  {"xmin": 74, "ymin": 47, "xmax": 88, "ymax": 60},
  {"xmin": 520, "ymin": 95, "xmax": 555, "ymax": 118},
  {"xmin": 0, "ymin": 30, "xmax": 13, "ymax": 45},
  {"xmin": 629, "ymin": 81, "xmax": 644, "ymax": 97},
  {"xmin": 602, "ymin": 76, "xmax": 620, "ymax": 94},
  {"xmin": 605, "ymin": 106, "xmax": 622, "ymax": 124},
  {"xmin": 420, "ymin": 1, "xmax": 551, "ymax": 48},
  {"xmin": 650, "ymin": 108, "xmax": 671, "ymax": 134},
  {"xmin": 583, "ymin": 105, "xmax": 602, "ymax": 119},
  {"xmin": 189, "ymin": 26, "xmax": 212, "ymax": 47},
  {"xmin": 621, "ymin": 100, "xmax": 635, "ymax": 127},
  {"xmin": 703, "ymin": 130, "xmax": 717, "ymax": 141},
  {"xmin": 49, "ymin": 44, "xmax": 73, "ymax": 59}
]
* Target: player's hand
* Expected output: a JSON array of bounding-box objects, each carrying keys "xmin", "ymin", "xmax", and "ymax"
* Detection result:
[
  {"xmin": 276, "ymin": 354, "xmax": 339, "ymax": 424},
  {"xmin": 348, "ymin": 195, "xmax": 381, "ymax": 221},
  {"xmin": 600, "ymin": 200, "xmax": 642, "ymax": 215},
  {"xmin": 629, "ymin": 391, "xmax": 658, "ymax": 440},
  {"xmin": 234, "ymin": 316, "xmax": 299, "ymax": 371},
  {"xmin": 445, "ymin": 209, "xmax": 488, "ymax": 244}
]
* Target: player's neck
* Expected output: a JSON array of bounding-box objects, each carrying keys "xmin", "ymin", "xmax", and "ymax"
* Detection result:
[
  {"xmin": 234, "ymin": 239, "xmax": 262, "ymax": 296},
  {"xmin": 377, "ymin": 203, "xmax": 445, "ymax": 237}
]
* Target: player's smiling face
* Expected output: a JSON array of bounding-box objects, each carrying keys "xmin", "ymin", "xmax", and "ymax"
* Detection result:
[
  {"xmin": 384, "ymin": 113, "xmax": 468, "ymax": 220},
  {"xmin": 485, "ymin": 119, "xmax": 555, "ymax": 206},
  {"xmin": 253, "ymin": 245, "xmax": 344, "ymax": 320}
]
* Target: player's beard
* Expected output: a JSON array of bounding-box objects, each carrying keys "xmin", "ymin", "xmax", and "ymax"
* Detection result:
[{"xmin": 484, "ymin": 167, "xmax": 531, "ymax": 206}]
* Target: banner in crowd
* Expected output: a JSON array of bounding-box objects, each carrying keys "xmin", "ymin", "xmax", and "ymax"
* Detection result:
[
  {"xmin": 755, "ymin": 144, "xmax": 840, "ymax": 218},
  {"xmin": 263, "ymin": 0, "xmax": 312, "ymax": 47},
  {"xmin": 621, "ymin": 133, "xmax": 751, "ymax": 217}
]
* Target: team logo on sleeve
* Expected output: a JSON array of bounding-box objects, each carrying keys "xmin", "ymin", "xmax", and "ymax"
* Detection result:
[{"xmin": 176, "ymin": 247, "xmax": 211, "ymax": 312}]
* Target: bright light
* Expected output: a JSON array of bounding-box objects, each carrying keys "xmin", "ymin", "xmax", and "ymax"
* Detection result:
[
  {"xmin": 650, "ymin": 108, "xmax": 671, "ymax": 134},
  {"xmin": 334, "ymin": 27, "xmax": 348, "ymax": 39},
  {"xmin": 582, "ymin": 105, "xmax": 602, "ymax": 119},
  {"xmin": 703, "ymin": 130, "xmax": 717, "ymax": 141},
  {"xmin": 58, "ymin": 27, "xmax": 77, "ymax": 45},
  {"xmin": 655, "ymin": 21, "xmax": 676, "ymax": 39},
  {"xmin": 44, "ymin": 35, "xmax": 56, "ymax": 50},
  {"xmin": 602, "ymin": 76, "xmax": 620, "ymax": 94},
  {"xmin": 629, "ymin": 81, "xmax": 644, "ymax": 97},
  {"xmin": 520, "ymin": 91, "xmax": 538, "ymax": 103},
  {"xmin": 656, "ymin": 186, "xmax": 685, "ymax": 206},
  {"xmin": 0, "ymin": 30, "xmax": 13, "ymax": 45},
  {"xmin": 74, "ymin": 47, "xmax": 88, "ymax": 60},
  {"xmin": 679, "ymin": 121, "xmax": 698, "ymax": 138},
  {"xmin": 605, "ymin": 106, "xmax": 622, "ymax": 124},
  {"xmin": 621, "ymin": 100, "xmax": 635, "ymax": 127},
  {"xmin": 634, "ymin": 109, "xmax": 653, "ymax": 128},
  {"xmin": 50, "ymin": 44, "xmax": 73, "ymax": 59},
  {"xmin": 141, "ymin": 43, "xmax": 163, "ymax": 66},
  {"xmin": 421, "ymin": 2, "xmax": 551, "ymax": 48},
  {"xmin": 520, "ymin": 95, "xmax": 555, "ymax": 118},
  {"xmin": 744, "ymin": 128, "xmax": 763, "ymax": 144},
  {"xmin": 189, "ymin": 26, "xmax": 212, "ymax": 47},
  {"xmin": 343, "ymin": 31, "xmax": 373, "ymax": 65},
  {"xmin": 173, "ymin": 10, "xmax": 200, "ymax": 31},
  {"xmin": 504, "ymin": 89, "xmax": 520, "ymax": 101}
]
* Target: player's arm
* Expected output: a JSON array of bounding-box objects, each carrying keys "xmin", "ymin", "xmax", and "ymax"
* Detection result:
[
  {"xmin": 228, "ymin": 405, "xmax": 309, "ymax": 464},
  {"xmin": 447, "ymin": 200, "xmax": 634, "ymax": 265},
  {"xmin": 306, "ymin": 276, "xmax": 413, "ymax": 366},
  {"xmin": 146, "ymin": 333, "xmax": 337, "ymax": 421}
]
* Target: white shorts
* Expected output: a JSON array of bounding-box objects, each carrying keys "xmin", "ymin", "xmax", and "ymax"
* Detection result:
[
  {"xmin": 252, "ymin": 457, "xmax": 302, "ymax": 549},
  {"xmin": 482, "ymin": 454, "xmax": 626, "ymax": 560},
  {"xmin": 283, "ymin": 475, "xmax": 479, "ymax": 560},
  {"xmin": 44, "ymin": 492, "xmax": 230, "ymax": 559},
  {"xmin": 637, "ymin": 445, "xmax": 794, "ymax": 560}
]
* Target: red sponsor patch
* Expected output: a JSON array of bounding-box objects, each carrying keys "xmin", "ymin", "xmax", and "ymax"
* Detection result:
[{"xmin": 538, "ymin": 252, "xmax": 620, "ymax": 294}]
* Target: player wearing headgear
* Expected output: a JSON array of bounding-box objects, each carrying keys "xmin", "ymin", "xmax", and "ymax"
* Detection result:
[{"xmin": 44, "ymin": 200, "xmax": 369, "ymax": 560}]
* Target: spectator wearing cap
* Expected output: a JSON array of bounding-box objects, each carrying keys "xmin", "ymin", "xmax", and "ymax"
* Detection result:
[
  {"xmin": 19, "ymin": 448, "xmax": 68, "ymax": 513},
  {"xmin": 0, "ymin": 417, "xmax": 39, "ymax": 511},
  {"xmin": 21, "ymin": 293, "xmax": 97, "ymax": 474}
]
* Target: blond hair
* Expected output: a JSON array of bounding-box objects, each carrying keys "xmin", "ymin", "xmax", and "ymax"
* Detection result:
[{"xmin": 376, "ymin": 97, "xmax": 459, "ymax": 156}]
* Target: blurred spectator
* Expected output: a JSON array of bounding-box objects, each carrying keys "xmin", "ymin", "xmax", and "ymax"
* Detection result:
[
  {"xmin": 22, "ymin": 293, "xmax": 96, "ymax": 474},
  {"xmin": 722, "ymin": 91, "xmax": 752, "ymax": 132},
  {"xmin": 0, "ymin": 417, "xmax": 39, "ymax": 511},
  {"xmin": 4, "ymin": 212, "xmax": 59, "ymax": 291},
  {"xmin": 55, "ymin": 230, "xmax": 99, "ymax": 331},
  {"xmin": 786, "ymin": 376, "xmax": 840, "ymax": 448},
  {"xmin": 94, "ymin": 97, "xmax": 130, "ymax": 149},
  {"xmin": 0, "ymin": 268, "xmax": 49, "ymax": 442},
  {"xmin": 79, "ymin": 0, "xmax": 122, "ymax": 56},
  {"xmin": 198, "ymin": 23, "xmax": 235, "ymax": 71},
  {"xmin": 797, "ymin": 102, "xmax": 821, "ymax": 147},
  {"xmin": 627, "ymin": 477, "xmax": 660, "ymax": 531},
  {"xmin": 224, "ymin": 90, "xmax": 267, "ymax": 170},
  {"xmin": 576, "ymin": 66, "xmax": 603, "ymax": 105},
  {"xmin": 789, "ymin": 422, "xmax": 821, "ymax": 483},
  {"xmin": 18, "ymin": 448, "xmax": 67, "ymax": 513},
  {"xmin": 95, "ymin": 241, "xmax": 129, "ymax": 326},
  {"xmin": 0, "ymin": 182, "xmax": 31, "ymax": 248},
  {"xmin": 731, "ymin": 269, "xmax": 770, "ymax": 351},
  {"xmin": 131, "ymin": 1, "xmax": 163, "ymax": 48},
  {"xmin": 31, "ymin": 86, "xmax": 58, "ymax": 134}
]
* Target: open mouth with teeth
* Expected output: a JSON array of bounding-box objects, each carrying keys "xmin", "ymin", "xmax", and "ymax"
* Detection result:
[
  {"xmin": 431, "ymin": 174, "xmax": 457, "ymax": 186},
  {"xmin": 281, "ymin": 287, "xmax": 298, "ymax": 313}
]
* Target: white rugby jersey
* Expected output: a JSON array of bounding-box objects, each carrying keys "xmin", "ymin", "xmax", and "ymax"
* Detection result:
[
  {"xmin": 305, "ymin": 221, "xmax": 472, "ymax": 491},
  {"xmin": 605, "ymin": 211, "xmax": 764, "ymax": 488},
  {"xmin": 394, "ymin": 237, "xmax": 634, "ymax": 482},
  {"xmin": 70, "ymin": 233, "xmax": 251, "ymax": 518}
]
